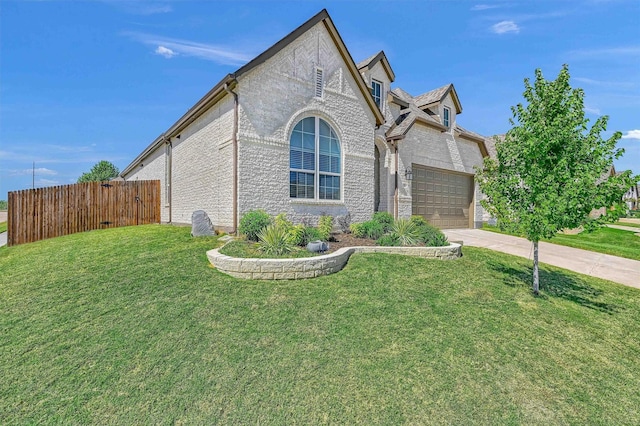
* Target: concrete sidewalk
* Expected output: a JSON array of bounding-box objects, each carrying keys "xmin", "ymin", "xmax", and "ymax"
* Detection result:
[
  {"xmin": 607, "ymin": 224, "xmax": 640, "ymax": 233},
  {"xmin": 0, "ymin": 232, "xmax": 6, "ymax": 247},
  {"xmin": 443, "ymin": 229, "xmax": 640, "ymax": 289}
]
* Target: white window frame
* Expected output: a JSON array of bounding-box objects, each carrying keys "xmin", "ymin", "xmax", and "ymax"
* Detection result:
[
  {"xmin": 371, "ymin": 79, "xmax": 382, "ymax": 110},
  {"xmin": 289, "ymin": 116, "xmax": 342, "ymax": 201},
  {"xmin": 443, "ymin": 106, "xmax": 451, "ymax": 128}
]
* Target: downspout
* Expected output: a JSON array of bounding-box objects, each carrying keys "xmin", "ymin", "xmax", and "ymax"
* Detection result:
[
  {"xmin": 393, "ymin": 141, "xmax": 399, "ymax": 220},
  {"xmin": 224, "ymin": 82, "xmax": 239, "ymax": 234},
  {"xmin": 165, "ymin": 136, "xmax": 172, "ymax": 224}
]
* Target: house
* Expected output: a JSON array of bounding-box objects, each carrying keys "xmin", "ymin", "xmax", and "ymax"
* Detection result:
[
  {"xmin": 623, "ymin": 181, "xmax": 639, "ymax": 211},
  {"xmin": 121, "ymin": 9, "xmax": 488, "ymax": 232}
]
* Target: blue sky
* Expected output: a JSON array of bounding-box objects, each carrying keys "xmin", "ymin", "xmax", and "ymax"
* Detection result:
[{"xmin": 1, "ymin": 0, "xmax": 638, "ymax": 198}]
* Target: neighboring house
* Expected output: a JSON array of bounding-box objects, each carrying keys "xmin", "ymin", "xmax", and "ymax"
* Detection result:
[
  {"xmin": 623, "ymin": 180, "xmax": 639, "ymax": 211},
  {"xmin": 121, "ymin": 9, "xmax": 488, "ymax": 232}
]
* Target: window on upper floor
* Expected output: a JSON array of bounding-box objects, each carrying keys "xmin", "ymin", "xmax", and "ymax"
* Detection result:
[
  {"xmin": 290, "ymin": 117, "xmax": 341, "ymax": 200},
  {"xmin": 371, "ymin": 79, "xmax": 382, "ymax": 109},
  {"xmin": 443, "ymin": 106, "xmax": 451, "ymax": 128}
]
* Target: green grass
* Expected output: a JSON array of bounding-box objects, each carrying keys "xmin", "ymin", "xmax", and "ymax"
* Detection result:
[
  {"xmin": 1, "ymin": 225, "xmax": 640, "ymax": 424},
  {"xmin": 483, "ymin": 224, "xmax": 640, "ymax": 261},
  {"xmin": 0, "ymin": 221, "xmax": 6, "ymax": 234},
  {"xmin": 220, "ymin": 240, "xmax": 319, "ymax": 258}
]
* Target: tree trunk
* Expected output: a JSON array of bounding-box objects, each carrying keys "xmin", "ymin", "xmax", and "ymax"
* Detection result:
[{"xmin": 533, "ymin": 240, "xmax": 539, "ymax": 295}]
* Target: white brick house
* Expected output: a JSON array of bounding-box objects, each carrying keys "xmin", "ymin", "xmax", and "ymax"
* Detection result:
[{"xmin": 122, "ymin": 9, "xmax": 488, "ymax": 232}]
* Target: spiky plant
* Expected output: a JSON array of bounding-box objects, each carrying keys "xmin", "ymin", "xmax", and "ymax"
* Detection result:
[{"xmin": 390, "ymin": 218, "xmax": 420, "ymax": 246}]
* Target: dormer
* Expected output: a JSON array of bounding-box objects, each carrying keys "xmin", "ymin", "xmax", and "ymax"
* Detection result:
[
  {"xmin": 357, "ymin": 51, "xmax": 395, "ymax": 116},
  {"xmin": 414, "ymin": 84, "xmax": 462, "ymax": 130}
]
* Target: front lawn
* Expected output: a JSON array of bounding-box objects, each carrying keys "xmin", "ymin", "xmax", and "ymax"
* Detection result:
[
  {"xmin": 0, "ymin": 221, "xmax": 6, "ymax": 234},
  {"xmin": 1, "ymin": 225, "xmax": 639, "ymax": 424},
  {"xmin": 484, "ymin": 224, "xmax": 640, "ymax": 261}
]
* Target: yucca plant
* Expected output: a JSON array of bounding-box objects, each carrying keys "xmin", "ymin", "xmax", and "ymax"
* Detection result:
[
  {"xmin": 257, "ymin": 224, "xmax": 295, "ymax": 256},
  {"xmin": 390, "ymin": 218, "xmax": 420, "ymax": 246}
]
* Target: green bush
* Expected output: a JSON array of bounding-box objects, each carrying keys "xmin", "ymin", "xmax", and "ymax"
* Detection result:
[
  {"xmin": 410, "ymin": 215, "xmax": 430, "ymax": 227},
  {"xmin": 239, "ymin": 210, "xmax": 272, "ymax": 241},
  {"xmin": 372, "ymin": 211, "xmax": 394, "ymax": 232},
  {"xmin": 317, "ymin": 215, "xmax": 334, "ymax": 241},
  {"xmin": 257, "ymin": 224, "xmax": 295, "ymax": 256},
  {"xmin": 410, "ymin": 215, "xmax": 447, "ymax": 246},
  {"xmin": 376, "ymin": 234, "xmax": 399, "ymax": 246},
  {"xmin": 274, "ymin": 213, "xmax": 293, "ymax": 231},
  {"xmin": 291, "ymin": 225, "xmax": 322, "ymax": 246},
  {"xmin": 390, "ymin": 218, "xmax": 420, "ymax": 246},
  {"xmin": 362, "ymin": 220, "xmax": 384, "ymax": 240},
  {"xmin": 350, "ymin": 223, "xmax": 365, "ymax": 238}
]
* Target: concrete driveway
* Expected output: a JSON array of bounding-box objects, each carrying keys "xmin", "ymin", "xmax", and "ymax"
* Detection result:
[{"xmin": 443, "ymin": 229, "xmax": 640, "ymax": 289}]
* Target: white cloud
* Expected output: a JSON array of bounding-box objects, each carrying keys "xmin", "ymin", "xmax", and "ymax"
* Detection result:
[
  {"xmin": 36, "ymin": 178, "xmax": 60, "ymax": 186},
  {"xmin": 569, "ymin": 46, "xmax": 640, "ymax": 59},
  {"xmin": 621, "ymin": 130, "xmax": 640, "ymax": 140},
  {"xmin": 574, "ymin": 77, "xmax": 636, "ymax": 88},
  {"xmin": 471, "ymin": 4, "xmax": 500, "ymax": 11},
  {"xmin": 9, "ymin": 167, "xmax": 58, "ymax": 177},
  {"xmin": 491, "ymin": 20, "xmax": 520, "ymax": 34},
  {"xmin": 124, "ymin": 32, "xmax": 254, "ymax": 66},
  {"xmin": 155, "ymin": 45, "xmax": 176, "ymax": 59},
  {"xmin": 584, "ymin": 106, "xmax": 601, "ymax": 115}
]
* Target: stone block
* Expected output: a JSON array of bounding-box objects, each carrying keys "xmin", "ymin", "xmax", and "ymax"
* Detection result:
[
  {"xmin": 259, "ymin": 261, "xmax": 284, "ymax": 273},
  {"xmin": 252, "ymin": 272, "xmax": 275, "ymax": 280},
  {"xmin": 295, "ymin": 271, "xmax": 316, "ymax": 279}
]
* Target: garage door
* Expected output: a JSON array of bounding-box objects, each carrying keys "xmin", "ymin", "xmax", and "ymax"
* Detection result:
[{"xmin": 411, "ymin": 165, "xmax": 473, "ymax": 229}]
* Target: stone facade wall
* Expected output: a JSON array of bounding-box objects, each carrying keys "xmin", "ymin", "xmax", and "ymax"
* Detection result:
[
  {"xmin": 235, "ymin": 21, "xmax": 377, "ymax": 225},
  {"xmin": 207, "ymin": 243, "xmax": 462, "ymax": 280},
  {"xmin": 170, "ymin": 96, "xmax": 234, "ymax": 226}
]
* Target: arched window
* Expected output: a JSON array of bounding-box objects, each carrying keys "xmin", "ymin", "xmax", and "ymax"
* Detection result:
[{"xmin": 290, "ymin": 117, "xmax": 341, "ymax": 200}]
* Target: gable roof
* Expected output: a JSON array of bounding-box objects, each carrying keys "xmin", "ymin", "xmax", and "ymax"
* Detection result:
[
  {"xmin": 122, "ymin": 9, "xmax": 384, "ymax": 177},
  {"xmin": 414, "ymin": 84, "xmax": 462, "ymax": 114},
  {"xmin": 386, "ymin": 87, "xmax": 488, "ymax": 157},
  {"xmin": 357, "ymin": 50, "xmax": 396, "ymax": 82}
]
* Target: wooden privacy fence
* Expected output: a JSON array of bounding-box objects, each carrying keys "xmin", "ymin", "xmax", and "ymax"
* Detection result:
[{"xmin": 7, "ymin": 180, "xmax": 160, "ymax": 246}]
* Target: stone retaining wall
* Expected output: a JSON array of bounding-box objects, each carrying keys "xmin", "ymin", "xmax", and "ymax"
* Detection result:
[{"xmin": 207, "ymin": 243, "xmax": 461, "ymax": 280}]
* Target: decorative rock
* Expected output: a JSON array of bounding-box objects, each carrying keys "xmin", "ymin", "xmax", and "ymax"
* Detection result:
[{"xmin": 191, "ymin": 210, "xmax": 215, "ymax": 237}]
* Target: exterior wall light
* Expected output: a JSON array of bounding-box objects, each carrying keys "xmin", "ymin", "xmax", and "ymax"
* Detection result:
[{"xmin": 405, "ymin": 168, "xmax": 413, "ymax": 181}]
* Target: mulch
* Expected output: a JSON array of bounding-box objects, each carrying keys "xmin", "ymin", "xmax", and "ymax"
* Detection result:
[{"xmin": 325, "ymin": 232, "xmax": 376, "ymax": 253}]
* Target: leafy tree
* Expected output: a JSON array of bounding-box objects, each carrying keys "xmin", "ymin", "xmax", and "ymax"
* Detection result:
[
  {"xmin": 477, "ymin": 65, "xmax": 637, "ymax": 294},
  {"xmin": 0, "ymin": 200, "xmax": 7, "ymax": 210},
  {"xmin": 77, "ymin": 161, "xmax": 120, "ymax": 183}
]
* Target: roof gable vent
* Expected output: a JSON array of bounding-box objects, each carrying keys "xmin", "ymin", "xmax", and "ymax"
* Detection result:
[{"xmin": 314, "ymin": 67, "xmax": 324, "ymax": 98}]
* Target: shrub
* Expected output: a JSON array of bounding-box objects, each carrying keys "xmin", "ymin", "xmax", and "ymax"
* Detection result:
[
  {"xmin": 376, "ymin": 234, "xmax": 399, "ymax": 246},
  {"xmin": 337, "ymin": 212, "xmax": 352, "ymax": 233},
  {"xmin": 410, "ymin": 215, "xmax": 447, "ymax": 246},
  {"xmin": 350, "ymin": 223, "xmax": 365, "ymax": 238},
  {"xmin": 410, "ymin": 215, "xmax": 430, "ymax": 227},
  {"xmin": 274, "ymin": 212, "xmax": 293, "ymax": 232},
  {"xmin": 291, "ymin": 225, "xmax": 322, "ymax": 246},
  {"xmin": 390, "ymin": 218, "xmax": 419, "ymax": 246},
  {"xmin": 372, "ymin": 211, "xmax": 394, "ymax": 232},
  {"xmin": 417, "ymin": 225, "xmax": 448, "ymax": 246},
  {"xmin": 257, "ymin": 224, "xmax": 294, "ymax": 256},
  {"xmin": 239, "ymin": 210, "xmax": 272, "ymax": 241},
  {"xmin": 317, "ymin": 215, "xmax": 334, "ymax": 241},
  {"xmin": 362, "ymin": 220, "xmax": 384, "ymax": 240}
]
